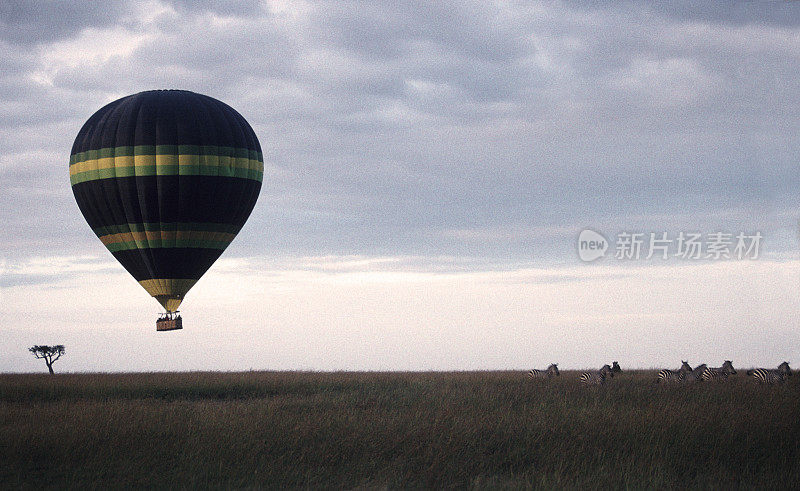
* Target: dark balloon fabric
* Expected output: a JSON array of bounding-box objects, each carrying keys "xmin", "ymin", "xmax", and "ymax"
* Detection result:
[{"xmin": 69, "ymin": 90, "xmax": 263, "ymax": 311}]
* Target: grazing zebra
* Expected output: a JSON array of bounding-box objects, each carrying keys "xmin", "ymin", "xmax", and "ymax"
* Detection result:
[
  {"xmin": 580, "ymin": 364, "xmax": 614, "ymax": 385},
  {"xmin": 611, "ymin": 361, "xmax": 622, "ymax": 374},
  {"xmin": 657, "ymin": 360, "xmax": 692, "ymax": 383},
  {"xmin": 747, "ymin": 362, "xmax": 792, "ymax": 384},
  {"xmin": 682, "ymin": 363, "xmax": 707, "ymax": 383},
  {"xmin": 702, "ymin": 360, "xmax": 736, "ymax": 381},
  {"xmin": 529, "ymin": 363, "xmax": 560, "ymax": 379}
]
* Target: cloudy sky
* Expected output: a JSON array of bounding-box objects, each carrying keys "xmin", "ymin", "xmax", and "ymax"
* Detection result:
[{"xmin": 1, "ymin": 1, "xmax": 799, "ymax": 372}]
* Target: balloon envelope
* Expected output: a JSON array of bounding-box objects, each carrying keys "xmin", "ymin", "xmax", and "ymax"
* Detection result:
[{"xmin": 70, "ymin": 90, "xmax": 263, "ymax": 312}]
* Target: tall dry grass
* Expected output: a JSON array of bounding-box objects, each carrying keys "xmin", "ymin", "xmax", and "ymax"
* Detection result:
[{"xmin": 1, "ymin": 370, "xmax": 798, "ymax": 488}]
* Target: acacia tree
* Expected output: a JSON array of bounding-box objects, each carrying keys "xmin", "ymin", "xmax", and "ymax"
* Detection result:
[{"xmin": 29, "ymin": 345, "xmax": 65, "ymax": 374}]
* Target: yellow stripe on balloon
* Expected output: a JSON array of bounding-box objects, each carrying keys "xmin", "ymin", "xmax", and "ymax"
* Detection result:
[
  {"xmin": 139, "ymin": 278, "xmax": 199, "ymax": 312},
  {"xmin": 98, "ymin": 230, "xmax": 236, "ymax": 246},
  {"xmin": 69, "ymin": 154, "xmax": 263, "ymax": 175}
]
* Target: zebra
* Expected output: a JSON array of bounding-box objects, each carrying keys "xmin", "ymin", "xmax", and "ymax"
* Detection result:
[
  {"xmin": 684, "ymin": 363, "xmax": 707, "ymax": 383},
  {"xmin": 580, "ymin": 364, "xmax": 614, "ymax": 385},
  {"xmin": 681, "ymin": 363, "xmax": 707, "ymax": 383},
  {"xmin": 528, "ymin": 363, "xmax": 560, "ymax": 379},
  {"xmin": 747, "ymin": 362, "xmax": 792, "ymax": 384},
  {"xmin": 657, "ymin": 360, "xmax": 692, "ymax": 383},
  {"xmin": 611, "ymin": 361, "xmax": 622, "ymax": 374},
  {"xmin": 702, "ymin": 360, "xmax": 736, "ymax": 381}
]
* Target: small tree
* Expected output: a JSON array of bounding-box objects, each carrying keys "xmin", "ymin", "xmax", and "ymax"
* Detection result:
[{"xmin": 29, "ymin": 345, "xmax": 65, "ymax": 374}]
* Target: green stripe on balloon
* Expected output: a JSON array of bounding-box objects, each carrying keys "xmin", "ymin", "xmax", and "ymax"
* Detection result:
[
  {"xmin": 70, "ymin": 166, "xmax": 263, "ymax": 185},
  {"xmin": 69, "ymin": 145, "xmax": 263, "ymax": 165}
]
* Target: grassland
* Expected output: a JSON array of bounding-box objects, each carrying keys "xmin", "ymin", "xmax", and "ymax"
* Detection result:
[{"xmin": 1, "ymin": 370, "xmax": 798, "ymax": 489}]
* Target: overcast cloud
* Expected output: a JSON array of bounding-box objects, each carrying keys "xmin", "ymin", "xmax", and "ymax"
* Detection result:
[{"xmin": 1, "ymin": 1, "xmax": 798, "ymax": 371}]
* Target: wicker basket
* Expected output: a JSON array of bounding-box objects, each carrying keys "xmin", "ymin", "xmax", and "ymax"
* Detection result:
[{"xmin": 156, "ymin": 317, "xmax": 183, "ymax": 332}]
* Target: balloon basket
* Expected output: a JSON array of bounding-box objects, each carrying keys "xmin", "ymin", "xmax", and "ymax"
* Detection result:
[{"xmin": 156, "ymin": 312, "xmax": 183, "ymax": 332}]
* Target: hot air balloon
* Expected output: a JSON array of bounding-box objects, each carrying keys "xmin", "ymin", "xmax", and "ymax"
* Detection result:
[{"xmin": 69, "ymin": 90, "xmax": 263, "ymax": 331}]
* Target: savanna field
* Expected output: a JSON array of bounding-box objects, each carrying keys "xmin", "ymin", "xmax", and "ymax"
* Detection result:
[{"xmin": 1, "ymin": 370, "xmax": 798, "ymax": 489}]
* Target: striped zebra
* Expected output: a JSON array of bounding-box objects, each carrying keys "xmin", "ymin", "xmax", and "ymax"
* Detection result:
[
  {"xmin": 580, "ymin": 364, "xmax": 614, "ymax": 385},
  {"xmin": 529, "ymin": 363, "xmax": 560, "ymax": 379},
  {"xmin": 657, "ymin": 360, "xmax": 692, "ymax": 383},
  {"xmin": 702, "ymin": 360, "xmax": 736, "ymax": 381},
  {"xmin": 682, "ymin": 363, "xmax": 707, "ymax": 383},
  {"xmin": 611, "ymin": 361, "xmax": 622, "ymax": 374},
  {"xmin": 747, "ymin": 362, "xmax": 792, "ymax": 384}
]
